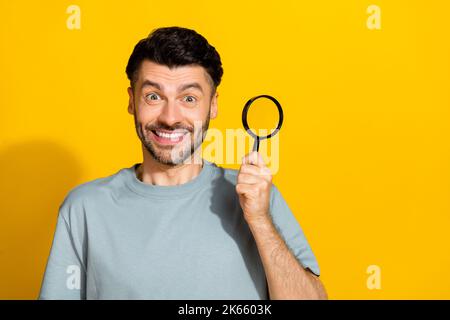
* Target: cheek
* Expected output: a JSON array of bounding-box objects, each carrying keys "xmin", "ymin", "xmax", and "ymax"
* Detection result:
[
  {"xmin": 184, "ymin": 110, "xmax": 204, "ymax": 122},
  {"xmin": 183, "ymin": 113, "xmax": 207, "ymax": 131},
  {"xmin": 186, "ymin": 104, "xmax": 210, "ymax": 121},
  {"xmin": 135, "ymin": 103, "xmax": 159, "ymax": 122}
]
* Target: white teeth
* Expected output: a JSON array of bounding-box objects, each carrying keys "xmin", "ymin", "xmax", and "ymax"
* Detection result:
[{"xmin": 155, "ymin": 130, "xmax": 186, "ymax": 141}]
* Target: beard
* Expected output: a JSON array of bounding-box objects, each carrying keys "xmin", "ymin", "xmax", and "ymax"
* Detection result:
[{"xmin": 133, "ymin": 108, "xmax": 211, "ymax": 166}]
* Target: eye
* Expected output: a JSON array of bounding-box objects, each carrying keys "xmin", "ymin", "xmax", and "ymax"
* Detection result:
[
  {"xmin": 145, "ymin": 93, "xmax": 161, "ymax": 101},
  {"xmin": 183, "ymin": 95, "xmax": 197, "ymax": 103}
]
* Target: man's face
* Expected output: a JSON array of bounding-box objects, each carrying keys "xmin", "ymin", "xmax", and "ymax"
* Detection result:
[{"xmin": 127, "ymin": 60, "xmax": 218, "ymax": 166}]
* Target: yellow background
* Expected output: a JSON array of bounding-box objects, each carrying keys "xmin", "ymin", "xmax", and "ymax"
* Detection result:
[{"xmin": 1, "ymin": 0, "xmax": 449, "ymax": 299}]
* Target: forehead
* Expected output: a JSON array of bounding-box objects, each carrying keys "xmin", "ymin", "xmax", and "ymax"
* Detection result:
[{"xmin": 136, "ymin": 60, "xmax": 211, "ymax": 89}]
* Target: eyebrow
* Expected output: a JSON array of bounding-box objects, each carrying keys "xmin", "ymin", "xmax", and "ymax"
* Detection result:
[
  {"xmin": 141, "ymin": 80, "xmax": 162, "ymax": 90},
  {"xmin": 141, "ymin": 80, "xmax": 204, "ymax": 94}
]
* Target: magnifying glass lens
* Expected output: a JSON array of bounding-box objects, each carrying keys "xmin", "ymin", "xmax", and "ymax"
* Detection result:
[
  {"xmin": 242, "ymin": 95, "xmax": 284, "ymax": 152},
  {"xmin": 246, "ymin": 98, "xmax": 281, "ymax": 136}
]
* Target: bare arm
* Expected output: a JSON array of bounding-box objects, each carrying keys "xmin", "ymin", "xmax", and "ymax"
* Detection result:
[
  {"xmin": 236, "ymin": 151, "xmax": 327, "ymax": 299},
  {"xmin": 246, "ymin": 215, "xmax": 328, "ymax": 300}
]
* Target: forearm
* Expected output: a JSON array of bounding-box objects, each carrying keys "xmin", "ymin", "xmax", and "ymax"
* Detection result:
[{"xmin": 246, "ymin": 215, "xmax": 328, "ymax": 300}]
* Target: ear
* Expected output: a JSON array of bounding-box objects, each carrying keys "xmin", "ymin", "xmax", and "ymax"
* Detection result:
[
  {"xmin": 127, "ymin": 86, "xmax": 134, "ymax": 115},
  {"xmin": 210, "ymin": 91, "xmax": 218, "ymax": 119}
]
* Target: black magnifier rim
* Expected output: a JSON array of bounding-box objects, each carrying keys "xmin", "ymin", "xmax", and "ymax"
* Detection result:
[{"xmin": 242, "ymin": 94, "xmax": 284, "ymax": 140}]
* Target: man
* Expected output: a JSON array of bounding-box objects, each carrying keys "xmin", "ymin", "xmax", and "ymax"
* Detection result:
[{"xmin": 39, "ymin": 26, "xmax": 327, "ymax": 300}]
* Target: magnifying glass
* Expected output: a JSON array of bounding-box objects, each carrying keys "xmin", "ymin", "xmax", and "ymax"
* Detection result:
[{"xmin": 242, "ymin": 95, "xmax": 284, "ymax": 152}]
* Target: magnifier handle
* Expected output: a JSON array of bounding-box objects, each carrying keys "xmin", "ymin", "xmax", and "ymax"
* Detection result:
[{"xmin": 252, "ymin": 138, "xmax": 260, "ymax": 152}]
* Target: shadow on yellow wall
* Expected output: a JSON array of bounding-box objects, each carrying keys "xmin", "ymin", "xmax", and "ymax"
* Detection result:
[{"xmin": 0, "ymin": 141, "xmax": 82, "ymax": 299}]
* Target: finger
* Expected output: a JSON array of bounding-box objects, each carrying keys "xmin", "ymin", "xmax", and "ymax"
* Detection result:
[
  {"xmin": 242, "ymin": 151, "xmax": 259, "ymax": 166},
  {"xmin": 239, "ymin": 164, "xmax": 272, "ymax": 179},
  {"xmin": 242, "ymin": 151, "xmax": 266, "ymax": 169},
  {"xmin": 241, "ymin": 151, "xmax": 254, "ymax": 165},
  {"xmin": 237, "ymin": 172, "xmax": 263, "ymax": 185},
  {"xmin": 235, "ymin": 183, "xmax": 255, "ymax": 196}
]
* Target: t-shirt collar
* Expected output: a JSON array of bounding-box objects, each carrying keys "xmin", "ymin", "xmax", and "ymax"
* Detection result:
[{"xmin": 122, "ymin": 158, "xmax": 216, "ymax": 199}]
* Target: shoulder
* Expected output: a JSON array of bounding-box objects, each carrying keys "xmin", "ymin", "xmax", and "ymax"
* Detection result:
[
  {"xmin": 209, "ymin": 163, "xmax": 244, "ymax": 187},
  {"xmin": 214, "ymin": 165, "xmax": 239, "ymax": 184},
  {"xmin": 58, "ymin": 167, "xmax": 124, "ymax": 216}
]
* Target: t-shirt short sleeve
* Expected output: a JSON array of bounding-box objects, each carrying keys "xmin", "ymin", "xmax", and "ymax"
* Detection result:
[
  {"xmin": 38, "ymin": 195, "xmax": 87, "ymax": 299},
  {"xmin": 269, "ymin": 184, "xmax": 321, "ymax": 277}
]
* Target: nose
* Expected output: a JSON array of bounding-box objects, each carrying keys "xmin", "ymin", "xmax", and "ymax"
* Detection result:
[{"xmin": 157, "ymin": 99, "xmax": 183, "ymax": 127}]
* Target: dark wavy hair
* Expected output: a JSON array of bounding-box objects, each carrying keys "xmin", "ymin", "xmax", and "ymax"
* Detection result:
[{"xmin": 126, "ymin": 26, "xmax": 223, "ymax": 94}]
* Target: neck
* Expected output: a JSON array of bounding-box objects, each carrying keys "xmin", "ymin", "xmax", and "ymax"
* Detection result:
[{"xmin": 136, "ymin": 147, "xmax": 203, "ymax": 186}]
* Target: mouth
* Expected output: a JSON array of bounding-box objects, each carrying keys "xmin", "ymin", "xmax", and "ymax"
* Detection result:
[{"xmin": 149, "ymin": 129, "xmax": 189, "ymax": 145}]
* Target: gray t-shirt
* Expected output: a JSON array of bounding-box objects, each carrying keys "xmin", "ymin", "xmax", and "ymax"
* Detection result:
[{"xmin": 39, "ymin": 159, "xmax": 320, "ymax": 299}]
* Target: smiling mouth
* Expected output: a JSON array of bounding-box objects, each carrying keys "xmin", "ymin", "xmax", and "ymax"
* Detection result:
[{"xmin": 149, "ymin": 129, "xmax": 189, "ymax": 145}]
